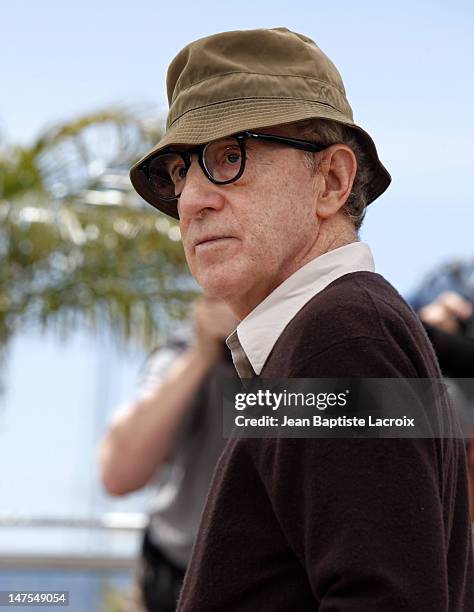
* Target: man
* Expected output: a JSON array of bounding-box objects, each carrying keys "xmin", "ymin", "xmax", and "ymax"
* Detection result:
[
  {"xmin": 99, "ymin": 297, "xmax": 237, "ymax": 611},
  {"xmin": 130, "ymin": 28, "xmax": 473, "ymax": 610},
  {"xmin": 410, "ymin": 267, "xmax": 474, "ymax": 523},
  {"xmin": 411, "ymin": 260, "xmax": 474, "ymax": 378}
]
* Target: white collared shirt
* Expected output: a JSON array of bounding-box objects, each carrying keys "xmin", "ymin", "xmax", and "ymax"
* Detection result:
[{"xmin": 226, "ymin": 242, "xmax": 375, "ymax": 378}]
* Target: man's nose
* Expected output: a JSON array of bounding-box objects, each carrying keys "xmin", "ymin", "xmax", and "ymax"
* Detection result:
[{"xmin": 178, "ymin": 158, "xmax": 225, "ymax": 220}]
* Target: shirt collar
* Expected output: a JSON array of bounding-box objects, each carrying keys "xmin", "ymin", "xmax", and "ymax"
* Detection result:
[{"xmin": 227, "ymin": 242, "xmax": 375, "ymax": 377}]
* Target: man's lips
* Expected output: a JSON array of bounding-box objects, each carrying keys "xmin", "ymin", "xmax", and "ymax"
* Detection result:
[{"xmin": 193, "ymin": 235, "xmax": 235, "ymax": 248}]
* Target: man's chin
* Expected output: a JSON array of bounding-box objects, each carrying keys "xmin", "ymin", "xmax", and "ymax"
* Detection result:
[{"xmin": 194, "ymin": 267, "xmax": 242, "ymax": 301}]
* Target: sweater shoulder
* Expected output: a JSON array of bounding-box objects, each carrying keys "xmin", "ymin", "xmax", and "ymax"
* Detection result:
[
  {"xmin": 288, "ymin": 271, "xmax": 418, "ymax": 346},
  {"xmin": 262, "ymin": 272, "xmax": 440, "ymax": 378}
]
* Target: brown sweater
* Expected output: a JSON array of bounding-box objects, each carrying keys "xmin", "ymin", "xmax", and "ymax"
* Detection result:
[{"xmin": 177, "ymin": 272, "xmax": 474, "ymax": 611}]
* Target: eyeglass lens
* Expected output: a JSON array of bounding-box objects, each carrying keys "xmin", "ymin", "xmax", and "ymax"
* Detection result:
[{"xmin": 147, "ymin": 137, "xmax": 243, "ymax": 200}]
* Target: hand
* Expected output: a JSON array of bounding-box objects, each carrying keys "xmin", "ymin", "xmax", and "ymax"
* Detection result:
[
  {"xmin": 192, "ymin": 296, "xmax": 239, "ymax": 362},
  {"xmin": 419, "ymin": 291, "xmax": 473, "ymax": 334}
]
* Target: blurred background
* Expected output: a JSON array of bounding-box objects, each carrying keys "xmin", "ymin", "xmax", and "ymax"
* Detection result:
[{"xmin": 1, "ymin": 1, "xmax": 473, "ymax": 610}]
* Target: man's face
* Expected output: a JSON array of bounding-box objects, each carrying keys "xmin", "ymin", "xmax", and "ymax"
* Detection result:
[{"xmin": 178, "ymin": 129, "xmax": 322, "ymax": 318}]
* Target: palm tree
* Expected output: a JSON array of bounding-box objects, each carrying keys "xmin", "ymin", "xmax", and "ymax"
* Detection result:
[{"xmin": 0, "ymin": 107, "xmax": 195, "ymax": 358}]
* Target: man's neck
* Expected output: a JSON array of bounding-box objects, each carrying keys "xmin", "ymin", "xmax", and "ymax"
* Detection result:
[
  {"xmin": 231, "ymin": 219, "xmax": 357, "ymax": 319},
  {"xmin": 309, "ymin": 223, "xmax": 358, "ymax": 262}
]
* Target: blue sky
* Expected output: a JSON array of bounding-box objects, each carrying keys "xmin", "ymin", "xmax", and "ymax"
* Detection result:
[
  {"xmin": 3, "ymin": 0, "xmax": 473, "ymax": 292},
  {"xmin": 0, "ymin": 1, "xmax": 473, "ymax": 522}
]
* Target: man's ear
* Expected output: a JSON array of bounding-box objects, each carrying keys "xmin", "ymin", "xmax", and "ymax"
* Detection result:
[{"xmin": 315, "ymin": 144, "xmax": 357, "ymax": 219}]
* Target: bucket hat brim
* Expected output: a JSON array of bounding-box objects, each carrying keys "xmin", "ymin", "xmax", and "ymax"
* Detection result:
[{"xmin": 130, "ymin": 98, "xmax": 391, "ymax": 219}]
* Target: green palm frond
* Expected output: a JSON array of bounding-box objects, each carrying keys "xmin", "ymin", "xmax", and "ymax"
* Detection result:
[
  {"xmin": 0, "ymin": 107, "xmax": 196, "ymax": 356},
  {"xmin": 0, "ymin": 198, "xmax": 194, "ymax": 351}
]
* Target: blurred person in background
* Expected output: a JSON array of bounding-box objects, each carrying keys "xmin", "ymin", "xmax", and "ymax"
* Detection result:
[
  {"xmin": 410, "ymin": 260, "xmax": 474, "ymax": 519},
  {"xmin": 99, "ymin": 296, "xmax": 237, "ymax": 612},
  {"xmin": 411, "ymin": 259, "xmax": 474, "ymax": 379}
]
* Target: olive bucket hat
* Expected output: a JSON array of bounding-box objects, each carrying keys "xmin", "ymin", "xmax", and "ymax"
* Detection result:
[{"xmin": 130, "ymin": 27, "xmax": 391, "ymax": 219}]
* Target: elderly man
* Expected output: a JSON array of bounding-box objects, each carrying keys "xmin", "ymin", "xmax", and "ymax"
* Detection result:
[{"xmin": 130, "ymin": 28, "xmax": 473, "ymax": 611}]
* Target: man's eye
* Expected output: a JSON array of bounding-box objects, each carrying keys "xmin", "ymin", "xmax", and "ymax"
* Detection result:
[
  {"xmin": 171, "ymin": 165, "xmax": 187, "ymax": 182},
  {"xmin": 224, "ymin": 150, "xmax": 241, "ymax": 164}
]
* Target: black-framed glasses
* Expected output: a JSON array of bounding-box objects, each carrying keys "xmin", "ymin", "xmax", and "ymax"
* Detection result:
[{"xmin": 139, "ymin": 131, "xmax": 327, "ymax": 204}]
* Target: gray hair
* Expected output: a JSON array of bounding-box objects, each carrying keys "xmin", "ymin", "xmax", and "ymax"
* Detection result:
[{"xmin": 293, "ymin": 118, "xmax": 374, "ymax": 231}]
